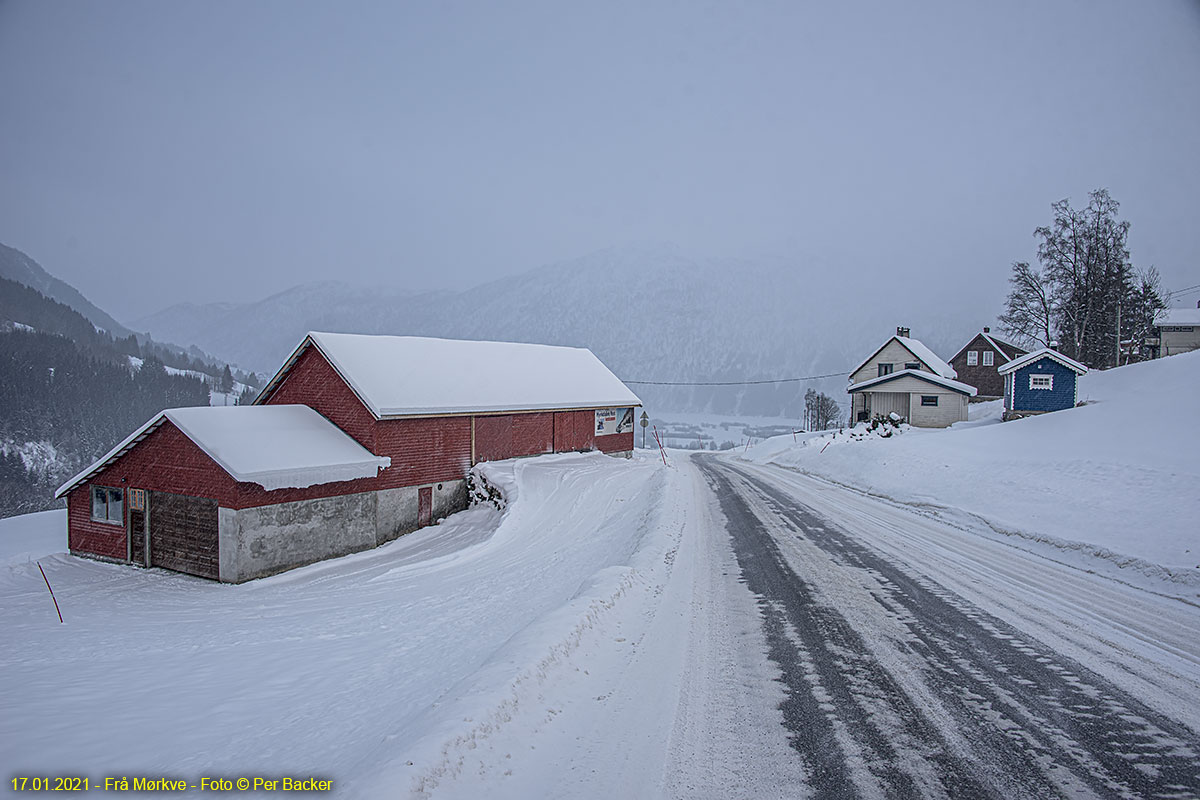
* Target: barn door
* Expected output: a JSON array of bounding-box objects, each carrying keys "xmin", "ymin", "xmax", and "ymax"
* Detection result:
[
  {"xmin": 129, "ymin": 509, "xmax": 146, "ymax": 566},
  {"xmin": 418, "ymin": 487, "xmax": 432, "ymax": 528},
  {"xmin": 128, "ymin": 488, "xmax": 147, "ymax": 566},
  {"xmin": 149, "ymin": 491, "xmax": 219, "ymax": 579}
]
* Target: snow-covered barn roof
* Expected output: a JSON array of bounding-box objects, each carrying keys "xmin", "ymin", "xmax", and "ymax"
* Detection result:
[
  {"xmin": 259, "ymin": 332, "xmax": 642, "ymax": 418},
  {"xmin": 55, "ymin": 405, "xmax": 391, "ymax": 498},
  {"xmin": 851, "ymin": 335, "xmax": 957, "ymax": 380},
  {"xmin": 996, "ymin": 348, "xmax": 1088, "ymax": 376},
  {"xmin": 846, "ymin": 369, "xmax": 978, "ymax": 396}
]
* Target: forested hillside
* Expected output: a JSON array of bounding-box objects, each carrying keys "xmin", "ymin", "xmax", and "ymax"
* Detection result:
[{"xmin": 0, "ymin": 279, "xmax": 211, "ymax": 517}]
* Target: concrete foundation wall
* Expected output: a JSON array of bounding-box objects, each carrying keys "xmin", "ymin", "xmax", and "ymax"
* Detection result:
[
  {"xmin": 373, "ymin": 479, "xmax": 466, "ymax": 545},
  {"xmin": 219, "ymin": 491, "xmax": 378, "ymax": 583},
  {"xmin": 218, "ymin": 479, "xmax": 470, "ymax": 582},
  {"xmin": 432, "ymin": 479, "xmax": 468, "ymax": 522}
]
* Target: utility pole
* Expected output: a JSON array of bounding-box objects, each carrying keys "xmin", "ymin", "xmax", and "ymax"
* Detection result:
[{"xmin": 1116, "ymin": 300, "xmax": 1121, "ymax": 368}]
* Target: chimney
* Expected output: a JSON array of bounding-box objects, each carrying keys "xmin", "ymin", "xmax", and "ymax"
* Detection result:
[
  {"xmin": 983, "ymin": 326, "xmax": 990, "ymax": 333},
  {"xmin": 896, "ymin": 326, "xmax": 910, "ymax": 338}
]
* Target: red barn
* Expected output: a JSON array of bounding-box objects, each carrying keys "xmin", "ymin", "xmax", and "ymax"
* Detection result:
[{"xmin": 57, "ymin": 333, "xmax": 641, "ymax": 582}]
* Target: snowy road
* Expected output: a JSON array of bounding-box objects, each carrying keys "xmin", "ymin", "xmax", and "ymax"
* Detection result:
[{"xmin": 697, "ymin": 454, "xmax": 1200, "ymax": 799}]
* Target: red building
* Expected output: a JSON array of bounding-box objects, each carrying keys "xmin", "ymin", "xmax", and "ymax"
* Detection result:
[{"xmin": 57, "ymin": 333, "xmax": 640, "ymax": 582}]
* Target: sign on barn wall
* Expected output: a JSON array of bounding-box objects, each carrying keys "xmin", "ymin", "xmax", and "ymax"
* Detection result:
[{"xmin": 595, "ymin": 407, "xmax": 634, "ymax": 436}]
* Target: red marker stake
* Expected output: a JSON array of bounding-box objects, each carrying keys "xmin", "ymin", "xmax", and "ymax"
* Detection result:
[{"xmin": 37, "ymin": 561, "xmax": 63, "ymax": 624}]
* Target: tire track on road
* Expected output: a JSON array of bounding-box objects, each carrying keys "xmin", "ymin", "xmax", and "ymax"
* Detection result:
[{"xmin": 699, "ymin": 455, "xmax": 1200, "ymax": 799}]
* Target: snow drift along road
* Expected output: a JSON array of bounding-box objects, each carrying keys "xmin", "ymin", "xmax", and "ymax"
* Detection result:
[{"xmin": 743, "ymin": 349, "xmax": 1200, "ymax": 593}]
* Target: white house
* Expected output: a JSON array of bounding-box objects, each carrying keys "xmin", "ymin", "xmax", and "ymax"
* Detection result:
[
  {"xmin": 1150, "ymin": 303, "xmax": 1200, "ymax": 358},
  {"xmin": 847, "ymin": 327, "xmax": 977, "ymax": 428}
]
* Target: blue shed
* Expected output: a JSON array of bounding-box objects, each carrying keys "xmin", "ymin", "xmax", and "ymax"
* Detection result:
[{"xmin": 997, "ymin": 348, "xmax": 1088, "ymax": 420}]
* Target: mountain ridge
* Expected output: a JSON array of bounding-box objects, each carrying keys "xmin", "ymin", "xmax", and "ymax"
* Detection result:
[{"xmin": 133, "ymin": 244, "xmax": 990, "ymax": 417}]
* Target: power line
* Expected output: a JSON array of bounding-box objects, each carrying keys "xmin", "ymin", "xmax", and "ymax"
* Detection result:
[
  {"xmin": 622, "ymin": 370, "xmax": 850, "ymax": 386},
  {"xmin": 1167, "ymin": 283, "xmax": 1200, "ymax": 299}
]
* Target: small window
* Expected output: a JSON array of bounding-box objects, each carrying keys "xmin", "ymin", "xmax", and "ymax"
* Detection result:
[
  {"xmin": 904, "ymin": 362, "xmax": 920, "ymax": 371},
  {"xmin": 920, "ymin": 395, "xmax": 939, "ymax": 406},
  {"xmin": 966, "ymin": 351, "xmax": 978, "ymax": 366},
  {"xmin": 91, "ymin": 486, "xmax": 124, "ymax": 524},
  {"xmin": 982, "ymin": 351, "xmax": 994, "ymax": 367},
  {"xmin": 877, "ymin": 363, "xmax": 894, "ymax": 377},
  {"xmin": 1030, "ymin": 374, "xmax": 1053, "ymax": 390}
]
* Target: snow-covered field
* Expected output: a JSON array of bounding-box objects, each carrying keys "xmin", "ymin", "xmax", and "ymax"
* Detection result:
[
  {"xmin": 3, "ymin": 352, "xmax": 1197, "ymax": 797},
  {"xmin": 743, "ymin": 350, "xmax": 1200, "ymax": 594},
  {"xmin": 0, "ymin": 452, "xmax": 796, "ymax": 798}
]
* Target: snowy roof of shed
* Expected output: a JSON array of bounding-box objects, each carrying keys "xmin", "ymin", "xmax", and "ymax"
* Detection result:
[
  {"xmin": 261, "ymin": 332, "xmax": 642, "ymax": 418},
  {"xmin": 55, "ymin": 405, "xmax": 391, "ymax": 498},
  {"xmin": 1156, "ymin": 307, "xmax": 1200, "ymax": 326},
  {"xmin": 996, "ymin": 348, "xmax": 1088, "ymax": 376},
  {"xmin": 846, "ymin": 369, "xmax": 978, "ymax": 396},
  {"xmin": 851, "ymin": 335, "xmax": 957, "ymax": 380}
]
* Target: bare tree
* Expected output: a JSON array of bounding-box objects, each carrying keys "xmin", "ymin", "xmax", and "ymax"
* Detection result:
[
  {"xmin": 1004, "ymin": 189, "xmax": 1161, "ymax": 369},
  {"xmin": 999, "ymin": 261, "xmax": 1053, "ymax": 349},
  {"xmin": 814, "ymin": 393, "xmax": 842, "ymax": 430}
]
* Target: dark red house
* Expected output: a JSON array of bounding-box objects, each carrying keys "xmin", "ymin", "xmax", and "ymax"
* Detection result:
[
  {"xmin": 948, "ymin": 328, "xmax": 1028, "ymax": 399},
  {"xmin": 57, "ymin": 332, "xmax": 641, "ymax": 582}
]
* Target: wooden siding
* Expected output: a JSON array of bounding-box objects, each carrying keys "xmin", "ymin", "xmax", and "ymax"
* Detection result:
[
  {"xmin": 950, "ymin": 333, "xmax": 1023, "ymax": 397},
  {"xmin": 908, "ymin": 392, "xmax": 968, "ymax": 427},
  {"xmin": 851, "ymin": 340, "xmax": 929, "ymax": 384},
  {"xmin": 149, "ymin": 491, "xmax": 219, "ymax": 579},
  {"xmin": 1160, "ymin": 325, "xmax": 1200, "ymax": 356},
  {"xmin": 595, "ymin": 430, "xmax": 635, "ymax": 453},
  {"xmin": 130, "ymin": 509, "xmax": 146, "ymax": 566},
  {"xmin": 1008, "ymin": 357, "xmax": 1078, "ymax": 413},
  {"xmin": 259, "ymin": 344, "xmax": 377, "ymax": 450},
  {"xmin": 67, "ymin": 487, "xmax": 127, "ymax": 560},
  {"xmin": 851, "ymin": 375, "xmax": 968, "ymax": 428},
  {"xmin": 475, "ymin": 412, "xmax": 554, "ymax": 463},
  {"xmin": 374, "ymin": 416, "xmax": 473, "ymax": 488},
  {"xmin": 871, "ymin": 392, "xmax": 910, "ymax": 420},
  {"xmin": 553, "ymin": 410, "xmax": 594, "ymax": 452}
]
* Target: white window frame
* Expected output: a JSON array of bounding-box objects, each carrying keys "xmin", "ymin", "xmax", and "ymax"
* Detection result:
[
  {"xmin": 966, "ymin": 351, "xmax": 978, "ymax": 366},
  {"xmin": 982, "ymin": 351, "xmax": 994, "ymax": 366},
  {"xmin": 1029, "ymin": 374, "xmax": 1053, "ymax": 390},
  {"xmin": 91, "ymin": 486, "xmax": 124, "ymax": 525}
]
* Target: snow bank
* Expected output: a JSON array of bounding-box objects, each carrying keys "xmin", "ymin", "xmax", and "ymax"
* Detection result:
[
  {"xmin": 743, "ymin": 350, "xmax": 1200, "ymax": 589},
  {"xmin": 0, "ymin": 509, "xmax": 65, "ymax": 566},
  {"xmin": 3, "ymin": 452, "xmax": 686, "ymax": 797}
]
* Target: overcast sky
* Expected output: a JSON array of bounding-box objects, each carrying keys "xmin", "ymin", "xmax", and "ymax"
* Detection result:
[{"xmin": 2, "ymin": 1, "xmax": 1198, "ymax": 322}]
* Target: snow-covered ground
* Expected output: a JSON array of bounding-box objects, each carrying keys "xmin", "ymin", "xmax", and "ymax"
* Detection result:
[
  {"xmin": 4, "ymin": 353, "xmax": 1197, "ymax": 796},
  {"xmin": 743, "ymin": 350, "xmax": 1200, "ymax": 594},
  {"xmin": 0, "ymin": 452, "xmax": 797, "ymax": 798}
]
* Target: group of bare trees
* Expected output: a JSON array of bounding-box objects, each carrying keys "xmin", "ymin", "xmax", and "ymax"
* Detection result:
[
  {"xmin": 999, "ymin": 189, "xmax": 1165, "ymax": 369},
  {"xmin": 804, "ymin": 388, "xmax": 841, "ymax": 431}
]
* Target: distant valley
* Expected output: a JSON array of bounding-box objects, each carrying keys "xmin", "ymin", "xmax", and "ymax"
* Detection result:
[{"xmin": 133, "ymin": 243, "xmax": 990, "ymax": 417}]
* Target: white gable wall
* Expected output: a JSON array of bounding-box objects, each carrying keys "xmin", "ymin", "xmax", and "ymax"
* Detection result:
[{"xmin": 851, "ymin": 340, "xmax": 928, "ymax": 384}]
